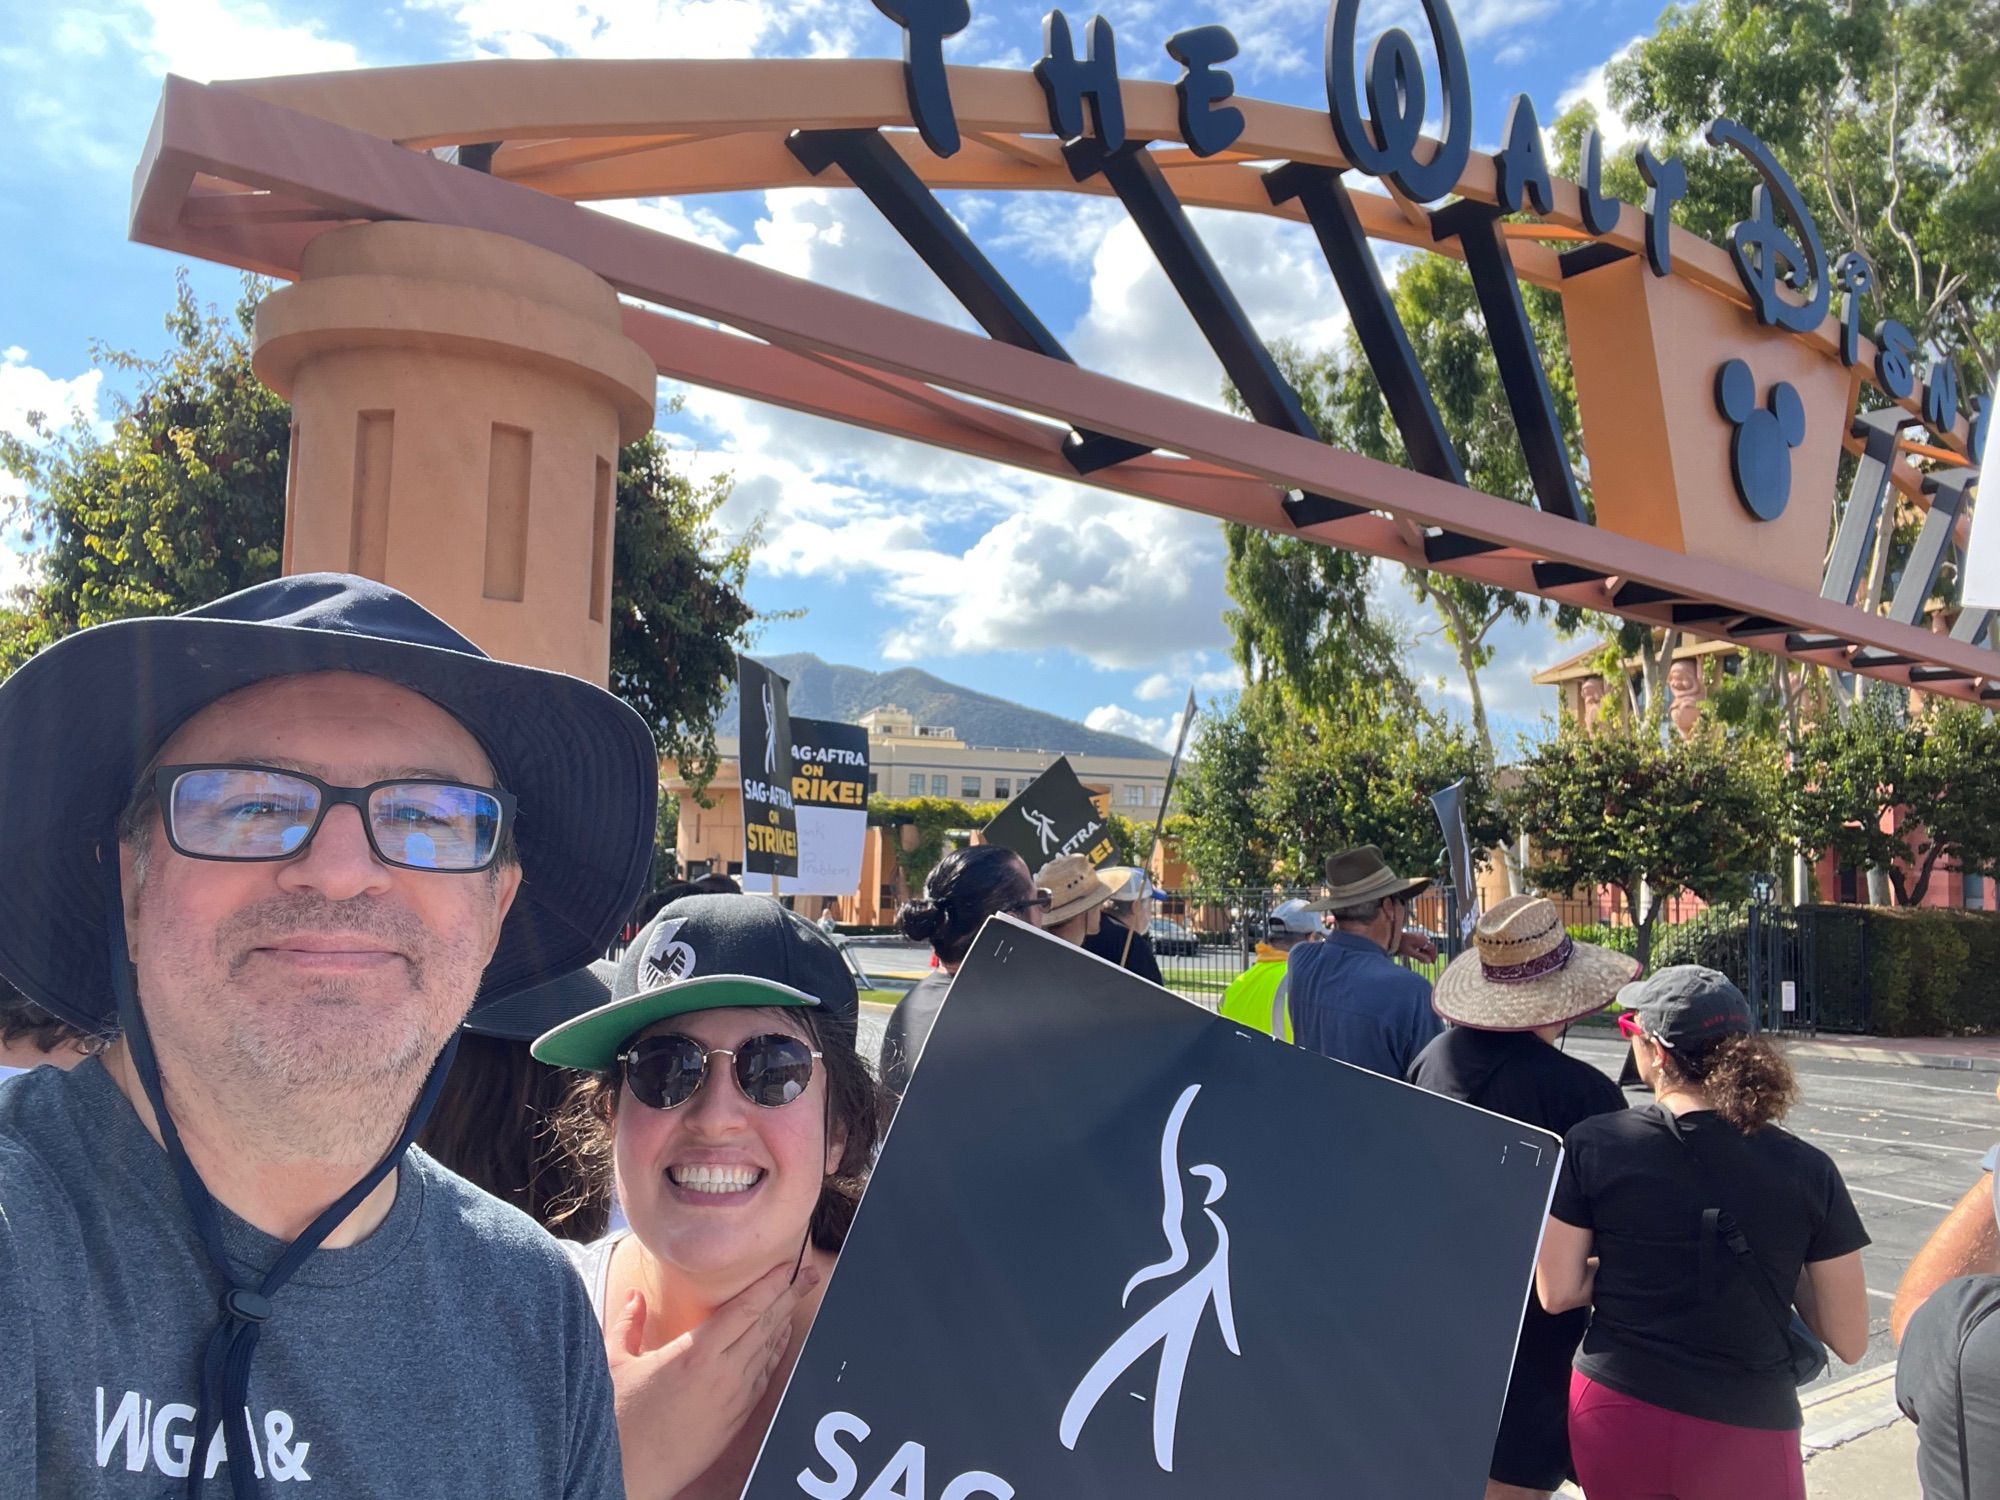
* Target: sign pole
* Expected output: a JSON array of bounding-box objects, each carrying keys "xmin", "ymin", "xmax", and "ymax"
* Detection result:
[{"xmin": 1120, "ymin": 689, "xmax": 1198, "ymax": 969}]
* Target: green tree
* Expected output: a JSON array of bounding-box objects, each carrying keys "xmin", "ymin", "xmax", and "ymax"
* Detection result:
[
  {"xmin": 1785, "ymin": 691, "xmax": 2000, "ymax": 907},
  {"xmin": 1221, "ymin": 512, "xmax": 1409, "ymax": 712},
  {"xmin": 1603, "ymin": 0, "xmax": 1998, "ymax": 384},
  {"xmin": 1254, "ymin": 696, "xmax": 1506, "ymax": 886},
  {"xmin": 1509, "ymin": 720, "xmax": 1782, "ymax": 966},
  {"xmin": 0, "ymin": 273, "xmax": 758, "ymax": 793},
  {"xmin": 1175, "ymin": 697, "xmax": 1274, "ymax": 887}
]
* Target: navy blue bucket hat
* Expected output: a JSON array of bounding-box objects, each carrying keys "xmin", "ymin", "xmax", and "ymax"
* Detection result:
[{"xmin": 0, "ymin": 572, "xmax": 657, "ymax": 1027}]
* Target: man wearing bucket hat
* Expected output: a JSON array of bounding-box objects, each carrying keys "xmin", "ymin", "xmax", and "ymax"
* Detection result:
[
  {"xmin": 0, "ymin": 573, "xmax": 657, "ymax": 1498},
  {"xmin": 1033, "ymin": 853, "xmax": 1124, "ymax": 948},
  {"xmin": 1409, "ymin": 896, "xmax": 1636, "ymax": 1500},
  {"xmin": 1286, "ymin": 845, "xmax": 1440, "ymax": 1077}
]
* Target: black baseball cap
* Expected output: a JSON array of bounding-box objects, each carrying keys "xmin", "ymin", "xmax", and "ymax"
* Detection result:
[
  {"xmin": 1617, "ymin": 965, "xmax": 1756, "ymax": 1047},
  {"xmin": 530, "ymin": 894, "xmax": 858, "ymax": 1068}
]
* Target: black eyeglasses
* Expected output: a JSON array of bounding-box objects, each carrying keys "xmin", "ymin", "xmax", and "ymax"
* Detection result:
[
  {"xmin": 617, "ymin": 1032, "xmax": 823, "ymax": 1110},
  {"xmin": 156, "ymin": 764, "xmax": 515, "ymax": 873},
  {"xmin": 1000, "ymin": 887, "xmax": 1054, "ymax": 918}
]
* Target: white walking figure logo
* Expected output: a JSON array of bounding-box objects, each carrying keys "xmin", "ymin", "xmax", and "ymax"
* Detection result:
[
  {"xmin": 761, "ymin": 681, "xmax": 778, "ymax": 776},
  {"xmin": 1023, "ymin": 806, "xmax": 1059, "ymax": 855},
  {"xmin": 1058, "ymin": 1083, "xmax": 1239, "ymax": 1474}
]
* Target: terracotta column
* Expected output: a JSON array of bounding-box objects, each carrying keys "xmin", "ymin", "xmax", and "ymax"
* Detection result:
[{"xmin": 252, "ymin": 222, "xmax": 657, "ymax": 683}]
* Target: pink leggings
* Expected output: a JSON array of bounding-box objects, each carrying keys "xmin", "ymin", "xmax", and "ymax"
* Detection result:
[{"xmin": 1568, "ymin": 1373, "xmax": 1806, "ymax": 1500}]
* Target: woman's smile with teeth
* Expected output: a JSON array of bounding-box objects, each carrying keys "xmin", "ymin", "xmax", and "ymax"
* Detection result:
[{"xmin": 668, "ymin": 1163, "xmax": 765, "ymax": 1194}]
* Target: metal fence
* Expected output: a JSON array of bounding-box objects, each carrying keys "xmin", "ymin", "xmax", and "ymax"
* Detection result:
[
  {"xmin": 1149, "ymin": 885, "xmax": 1850, "ymax": 1033},
  {"xmin": 1148, "ymin": 886, "xmax": 1462, "ymax": 1007}
]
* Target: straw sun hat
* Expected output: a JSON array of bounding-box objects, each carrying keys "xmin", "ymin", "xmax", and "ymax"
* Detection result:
[
  {"xmin": 1035, "ymin": 853, "xmax": 1124, "ymax": 925},
  {"xmin": 1432, "ymin": 895, "xmax": 1641, "ymax": 1030}
]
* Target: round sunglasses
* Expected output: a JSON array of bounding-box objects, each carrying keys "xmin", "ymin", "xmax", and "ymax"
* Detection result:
[{"xmin": 617, "ymin": 1032, "xmax": 823, "ymax": 1110}]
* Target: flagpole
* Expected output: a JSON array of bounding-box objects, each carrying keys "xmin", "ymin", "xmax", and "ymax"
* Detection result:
[{"xmin": 1120, "ymin": 689, "xmax": 1199, "ymax": 970}]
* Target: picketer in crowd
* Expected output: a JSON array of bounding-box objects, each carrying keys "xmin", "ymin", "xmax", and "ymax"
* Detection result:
[
  {"xmin": 1033, "ymin": 853, "xmax": 1124, "ymax": 949},
  {"xmin": 1892, "ymin": 1068, "xmax": 2000, "ymax": 1500},
  {"xmin": 1286, "ymin": 845, "xmax": 1442, "ymax": 1078},
  {"xmin": 1080, "ymin": 867, "xmax": 1165, "ymax": 986},
  {"xmin": 1409, "ymin": 896, "xmax": 1637, "ymax": 1500},
  {"xmin": 881, "ymin": 844, "xmax": 1047, "ymax": 1100},
  {"xmin": 417, "ymin": 959, "xmax": 621, "ymax": 1242},
  {"xmin": 1217, "ymin": 898, "xmax": 1321, "ymax": 1040},
  {"xmin": 1538, "ymin": 967, "xmax": 1870, "ymax": 1500},
  {"xmin": 534, "ymin": 896, "xmax": 882, "ymax": 1500}
]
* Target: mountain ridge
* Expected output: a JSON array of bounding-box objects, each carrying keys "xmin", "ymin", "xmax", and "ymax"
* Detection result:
[{"xmin": 722, "ymin": 653, "xmax": 1169, "ymax": 761}]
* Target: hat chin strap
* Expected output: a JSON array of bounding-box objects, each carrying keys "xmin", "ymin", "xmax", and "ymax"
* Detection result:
[{"xmin": 101, "ymin": 859, "xmax": 458, "ymax": 1500}]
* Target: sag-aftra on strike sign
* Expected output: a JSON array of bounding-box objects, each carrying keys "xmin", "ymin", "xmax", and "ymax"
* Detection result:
[{"xmin": 744, "ymin": 919, "xmax": 1559, "ymax": 1499}]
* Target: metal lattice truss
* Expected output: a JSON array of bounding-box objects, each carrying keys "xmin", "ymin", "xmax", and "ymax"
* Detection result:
[{"xmin": 130, "ymin": 61, "xmax": 1992, "ymax": 699}]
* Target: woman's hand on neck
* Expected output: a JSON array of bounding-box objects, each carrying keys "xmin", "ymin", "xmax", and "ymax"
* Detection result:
[{"xmin": 615, "ymin": 1237, "xmax": 832, "ymax": 1354}]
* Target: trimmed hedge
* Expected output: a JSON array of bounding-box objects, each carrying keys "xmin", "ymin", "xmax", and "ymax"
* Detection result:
[
  {"xmin": 1861, "ymin": 908, "xmax": 2000, "ymax": 1036},
  {"xmin": 1607, "ymin": 904, "xmax": 2000, "ymax": 1037},
  {"xmin": 1567, "ymin": 923, "xmax": 1639, "ymax": 958}
]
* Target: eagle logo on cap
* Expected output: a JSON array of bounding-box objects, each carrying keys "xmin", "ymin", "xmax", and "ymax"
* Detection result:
[{"xmin": 642, "ymin": 918, "xmax": 699, "ymax": 990}]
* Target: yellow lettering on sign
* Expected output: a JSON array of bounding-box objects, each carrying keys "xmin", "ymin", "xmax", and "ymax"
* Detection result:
[
  {"xmin": 747, "ymin": 824, "xmax": 800, "ymax": 857},
  {"xmin": 794, "ymin": 776, "xmax": 867, "ymax": 806}
]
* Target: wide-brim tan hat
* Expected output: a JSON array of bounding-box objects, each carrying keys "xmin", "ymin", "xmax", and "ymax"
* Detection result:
[
  {"xmin": 1433, "ymin": 894, "xmax": 1640, "ymax": 1030},
  {"xmin": 1036, "ymin": 853, "xmax": 1122, "ymax": 925},
  {"xmin": 1305, "ymin": 844, "xmax": 1432, "ymax": 912}
]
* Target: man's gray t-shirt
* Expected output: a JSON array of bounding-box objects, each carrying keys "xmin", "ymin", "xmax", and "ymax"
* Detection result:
[
  {"xmin": 0, "ymin": 1057, "xmax": 622, "ymax": 1497},
  {"xmin": 1899, "ymin": 1275, "xmax": 2000, "ymax": 1500}
]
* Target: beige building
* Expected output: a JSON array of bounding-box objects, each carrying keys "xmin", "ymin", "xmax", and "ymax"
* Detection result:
[
  {"xmin": 667, "ymin": 704, "xmax": 1171, "ymax": 920},
  {"xmin": 849, "ymin": 706, "xmax": 1169, "ymax": 812}
]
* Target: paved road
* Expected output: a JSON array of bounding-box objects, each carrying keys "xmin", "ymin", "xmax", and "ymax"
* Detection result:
[{"xmin": 849, "ymin": 934, "xmax": 1994, "ymax": 1390}]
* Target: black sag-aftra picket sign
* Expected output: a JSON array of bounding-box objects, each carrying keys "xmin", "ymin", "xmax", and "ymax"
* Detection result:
[
  {"xmin": 737, "ymin": 654, "xmax": 800, "ymax": 879},
  {"xmin": 981, "ymin": 757, "xmax": 1113, "ymax": 869},
  {"xmin": 744, "ymin": 919, "xmax": 1561, "ymax": 1500}
]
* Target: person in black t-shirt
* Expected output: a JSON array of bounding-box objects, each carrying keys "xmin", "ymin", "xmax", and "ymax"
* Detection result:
[
  {"xmin": 881, "ymin": 845, "xmax": 1048, "ymax": 1100},
  {"xmin": 1081, "ymin": 874, "xmax": 1166, "ymax": 986},
  {"xmin": 1538, "ymin": 967, "xmax": 1871, "ymax": 1500},
  {"xmin": 1409, "ymin": 896, "xmax": 1637, "ymax": 1500}
]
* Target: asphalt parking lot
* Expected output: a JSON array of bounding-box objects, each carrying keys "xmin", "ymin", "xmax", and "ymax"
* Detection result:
[{"xmin": 850, "ymin": 939, "xmax": 1994, "ymax": 1389}]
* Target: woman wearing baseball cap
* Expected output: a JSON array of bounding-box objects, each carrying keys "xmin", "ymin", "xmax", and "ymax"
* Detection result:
[
  {"xmin": 533, "ymin": 895, "xmax": 884, "ymax": 1500},
  {"xmin": 1536, "ymin": 966, "xmax": 1871, "ymax": 1500}
]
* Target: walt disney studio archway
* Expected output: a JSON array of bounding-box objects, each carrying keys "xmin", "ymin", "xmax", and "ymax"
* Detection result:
[{"xmin": 128, "ymin": 0, "xmax": 1989, "ymax": 692}]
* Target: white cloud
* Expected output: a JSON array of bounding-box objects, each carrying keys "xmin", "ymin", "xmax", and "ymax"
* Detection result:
[
  {"xmin": 737, "ymin": 188, "xmax": 978, "ymax": 332},
  {"xmin": 422, "ymin": 0, "xmax": 791, "ymax": 61},
  {"xmin": 1065, "ymin": 208, "xmax": 1352, "ymax": 410},
  {"xmin": 1086, "ymin": 703, "xmax": 1178, "ymax": 751},
  {"xmin": 1134, "ymin": 655, "xmax": 1242, "ymax": 701},
  {"xmin": 590, "ymin": 197, "xmax": 740, "ymax": 254},
  {"xmin": 1557, "ymin": 36, "xmax": 1648, "ymax": 152},
  {"xmin": 0, "ymin": 543, "xmax": 37, "ymax": 600},
  {"xmin": 986, "ymin": 194, "xmax": 1127, "ymax": 273},
  {"xmin": 133, "ymin": 0, "xmax": 361, "ymax": 80},
  {"xmin": 877, "ymin": 484, "xmax": 1232, "ymax": 668},
  {"xmin": 0, "ymin": 347, "xmax": 104, "ymax": 504}
]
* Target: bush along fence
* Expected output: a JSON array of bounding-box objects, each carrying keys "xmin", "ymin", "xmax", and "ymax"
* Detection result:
[
  {"xmin": 1157, "ymin": 887, "xmax": 2000, "ymax": 1038},
  {"xmin": 1562, "ymin": 900, "xmax": 2000, "ymax": 1039},
  {"xmin": 1149, "ymin": 886, "xmax": 1462, "ymax": 1005}
]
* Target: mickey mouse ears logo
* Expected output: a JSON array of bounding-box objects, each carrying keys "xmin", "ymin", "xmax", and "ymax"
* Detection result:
[
  {"xmin": 1715, "ymin": 359, "xmax": 1806, "ymax": 522},
  {"xmin": 641, "ymin": 917, "xmax": 699, "ymax": 990}
]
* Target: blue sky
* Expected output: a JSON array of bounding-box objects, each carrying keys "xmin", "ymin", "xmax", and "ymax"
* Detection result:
[{"xmin": 0, "ymin": 0, "xmax": 1665, "ymax": 753}]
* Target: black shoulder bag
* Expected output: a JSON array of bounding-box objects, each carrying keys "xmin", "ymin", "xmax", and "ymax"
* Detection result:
[{"xmin": 1665, "ymin": 1113, "xmax": 1829, "ymax": 1387}]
